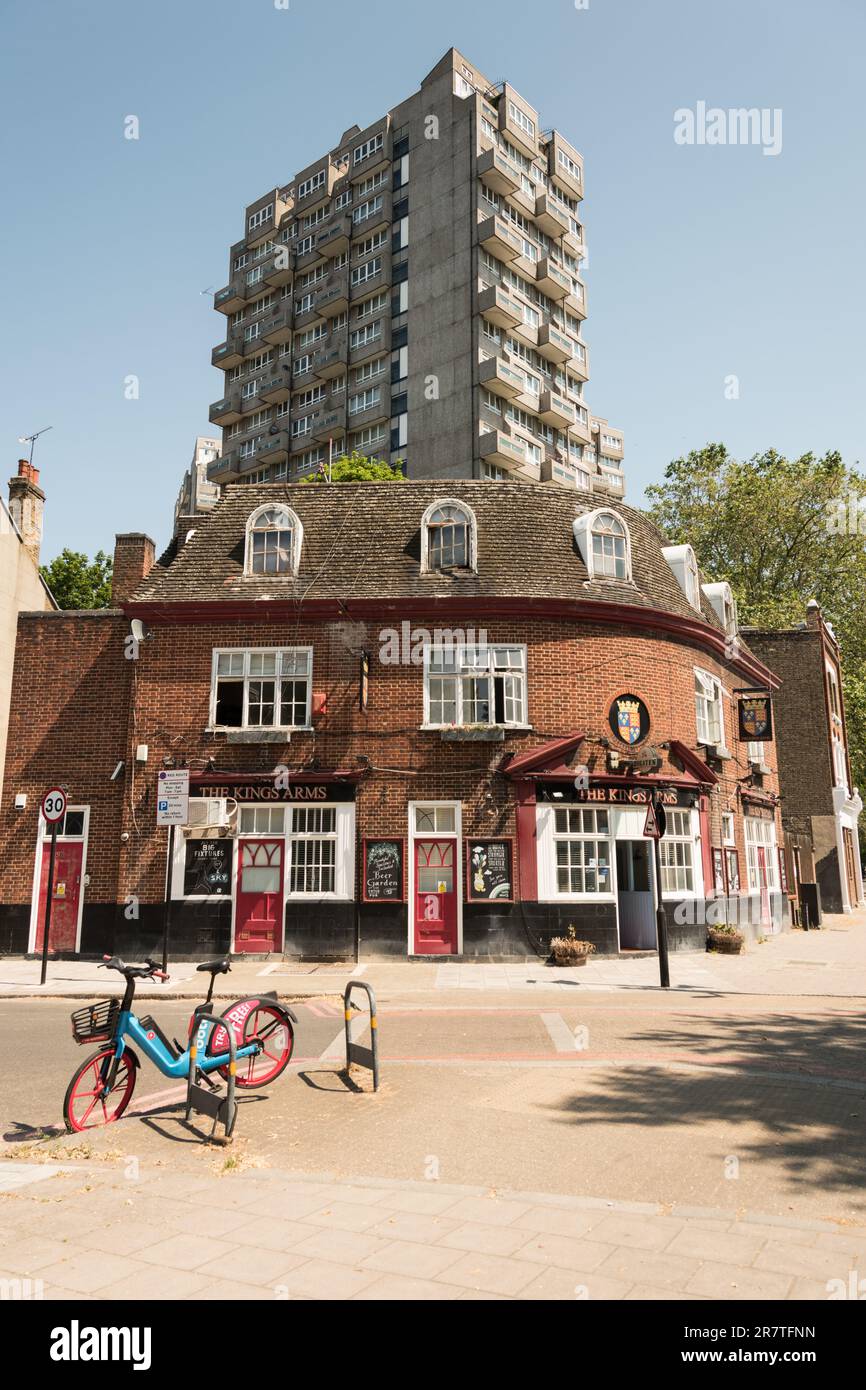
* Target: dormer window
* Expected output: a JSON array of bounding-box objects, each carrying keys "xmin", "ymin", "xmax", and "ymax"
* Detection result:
[
  {"xmin": 421, "ymin": 500, "xmax": 476, "ymax": 573},
  {"xmin": 573, "ymin": 508, "xmax": 632, "ymax": 581},
  {"xmin": 701, "ymin": 581, "xmax": 738, "ymax": 636},
  {"xmin": 245, "ymin": 504, "xmax": 302, "ymax": 576},
  {"xmin": 662, "ymin": 544, "xmax": 701, "ymax": 610}
]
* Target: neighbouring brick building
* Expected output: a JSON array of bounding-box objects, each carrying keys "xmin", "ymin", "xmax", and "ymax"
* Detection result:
[
  {"xmin": 0, "ymin": 481, "xmax": 791, "ymax": 961},
  {"xmin": 747, "ymin": 604, "xmax": 864, "ymax": 917}
]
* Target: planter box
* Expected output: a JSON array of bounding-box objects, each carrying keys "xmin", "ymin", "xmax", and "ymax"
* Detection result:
[
  {"xmin": 707, "ymin": 930, "xmax": 744, "ymax": 955},
  {"xmin": 440, "ymin": 728, "xmax": 505, "ymax": 743}
]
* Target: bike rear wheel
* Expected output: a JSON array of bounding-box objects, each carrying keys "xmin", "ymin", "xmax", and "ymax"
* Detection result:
[
  {"xmin": 218, "ymin": 1004, "xmax": 294, "ymax": 1089},
  {"xmin": 63, "ymin": 1047, "xmax": 137, "ymax": 1132}
]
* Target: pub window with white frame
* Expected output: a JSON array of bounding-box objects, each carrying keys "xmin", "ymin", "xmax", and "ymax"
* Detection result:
[
  {"xmin": 541, "ymin": 805, "xmax": 613, "ymax": 898},
  {"xmin": 744, "ymin": 815, "xmax": 778, "ymax": 891},
  {"xmin": 211, "ymin": 648, "xmax": 312, "ymax": 730},
  {"xmin": 694, "ymin": 669, "xmax": 724, "ymax": 746},
  {"xmin": 244, "ymin": 504, "xmax": 301, "ymax": 575},
  {"xmin": 424, "ymin": 644, "xmax": 526, "ymax": 728},
  {"xmin": 658, "ymin": 809, "xmax": 697, "ymax": 896}
]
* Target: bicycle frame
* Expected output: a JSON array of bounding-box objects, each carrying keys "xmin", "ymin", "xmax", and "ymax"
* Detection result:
[
  {"xmin": 99, "ymin": 971, "xmax": 260, "ymax": 1091},
  {"xmin": 113, "ymin": 1009, "xmax": 260, "ymax": 1081}
]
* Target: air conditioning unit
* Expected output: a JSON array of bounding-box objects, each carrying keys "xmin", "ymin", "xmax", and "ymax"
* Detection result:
[{"xmin": 185, "ymin": 798, "xmax": 237, "ymax": 834}]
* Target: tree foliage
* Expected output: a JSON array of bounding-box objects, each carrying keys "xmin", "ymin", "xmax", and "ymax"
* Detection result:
[
  {"xmin": 41, "ymin": 549, "xmax": 113, "ymax": 610},
  {"xmin": 301, "ymin": 450, "xmax": 405, "ymax": 484},
  {"xmin": 646, "ymin": 444, "xmax": 866, "ymax": 818}
]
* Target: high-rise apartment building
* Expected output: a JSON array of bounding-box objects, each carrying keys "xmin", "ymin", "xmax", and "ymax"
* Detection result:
[
  {"xmin": 174, "ymin": 437, "xmax": 221, "ymax": 525},
  {"xmin": 207, "ymin": 48, "xmax": 625, "ymax": 498}
]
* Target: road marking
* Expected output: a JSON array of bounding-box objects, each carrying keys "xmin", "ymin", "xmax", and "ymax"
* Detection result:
[
  {"xmin": 541, "ymin": 1012, "xmax": 579, "ymax": 1052},
  {"xmin": 257, "ymin": 963, "xmax": 280, "ymax": 976}
]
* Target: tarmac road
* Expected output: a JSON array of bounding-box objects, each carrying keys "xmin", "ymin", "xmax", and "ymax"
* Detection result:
[{"xmin": 2, "ymin": 989, "xmax": 864, "ymax": 1223}]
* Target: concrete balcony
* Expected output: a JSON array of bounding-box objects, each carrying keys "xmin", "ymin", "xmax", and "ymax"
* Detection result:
[
  {"xmin": 311, "ymin": 407, "xmax": 345, "ymax": 442},
  {"xmin": 508, "ymin": 316, "xmax": 539, "ymax": 349},
  {"xmin": 538, "ymin": 390, "xmax": 576, "ymax": 428},
  {"xmin": 477, "ymin": 214, "xmax": 523, "ymax": 262},
  {"xmin": 547, "ymin": 134, "xmax": 584, "ymax": 201},
  {"xmin": 569, "ymin": 345, "xmax": 590, "ymax": 383},
  {"xmin": 316, "ymin": 216, "xmax": 352, "ymax": 258},
  {"xmin": 537, "ymin": 322, "xmax": 574, "ymax": 364},
  {"xmin": 209, "ymin": 393, "xmax": 243, "ymax": 426},
  {"xmin": 313, "ymin": 337, "xmax": 348, "ymax": 379},
  {"xmin": 262, "ymin": 310, "xmax": 294, "ymax": 346},
  {"xmin": 478, "ymin": 355, "xmax": 525, "ymax": 400},
  {"xmin": 564, "ymin": 282, "xmax": 587, "ymax": 320},
  {"xmin": 540, "ymin": 455, "xmax": 589, "ymax": 490},
  {"xmin": 476, "ymin": 146, "xmax": 520, "ymax": 194},
  {"xmin": 569, "ymin": 415, "xmax": 593, "ymax": 447},
  {"xmin": 499, "ymin": 107, "xmax": 538, "ymax": 161},
  {"xmin": 214, "ymin": 281, "xmax": 245, "ymax": 314},
  {"xmin": 350, "ymin": 326, "xmax": 390, "ymax": 364},
  {"xmin": 349, "ymin": 264, "xmax": 388, "ymax": 303},
  {"xmin": 263, "ymin": 249, "xmax": 294, "ymax": 289},
  {"xmin": 255, "ymin": 430, "xmax": 290, "ymax": 466},
  {"xmin": 534, "ymin": 194, "xmax": 571, "ymax": 239},
  {"xmin": 316, "ymin": 275, "xmax": 350, "ymax": 317},
  {"xmin": 347, "ymin": 392, "xmax": 388, "ymax": 431},
  {"xmin": 535, "ymin": 257, "xmax": 572, "ymax": 300},
  {"xmin": 209, "ymin": 449, "xmax": 239, "ymax": 481},
  {"xmin": 212, "ymin": 336, "xmax": 244, "ymax": 369},
  {"xmin": 477, "ymin": 283, "xmax": 523, "ymax": 329},
  {"xmin": 479, "ymin": 430, "xmax": 540, "ymax": 480},
  {"xmin": 259, "ymin": 372, "xmax": 291, "ymax": 404},
  {"xmin": 351, "ymin": 195, "xmax": 390, "ymax": 237}
]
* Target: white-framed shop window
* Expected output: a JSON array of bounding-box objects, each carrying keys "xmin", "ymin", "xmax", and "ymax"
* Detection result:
[
  {"xmin": 658, "ymin": 808, "xmax": 698, "ymax": 896},
  {"xmin": 536, "ymin": 804, "xmax": 614, "ymax": 901},
  {"xmin": 744, "ymin": 815, "xmax": 779, "ymax": 891},
  {"xmin": 286, "ymin": 803, "xmax": 354, "ymax": 898},
  {"xmin": 423, "ymin": 643, "xmax": 527, "ymax": 728}
]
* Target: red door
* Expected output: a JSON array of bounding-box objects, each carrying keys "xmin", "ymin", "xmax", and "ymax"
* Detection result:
[
  {"xmin": 413, "ymin": 839, "xmax": 458, "ymax": 955},
  {"xmin": 34, "ymin": 840, "xmax": 84, "ymax": 953},
  {"xmin": 235, "ymin": 839, "xmax": 283, "ymax": 953}
]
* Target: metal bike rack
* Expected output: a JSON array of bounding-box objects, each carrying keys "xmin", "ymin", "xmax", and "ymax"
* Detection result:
[
  {"xmin": 185, "ymin": 1012, "xmax": 238, "ymax": 1140},
  {"xmin": 343, "ymin": 980, "xmax": 380, "ymax": 1091}
]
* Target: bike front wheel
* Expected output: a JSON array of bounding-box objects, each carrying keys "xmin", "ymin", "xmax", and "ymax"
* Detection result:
[{"xmin": 63, "ymin": 1047, "xmax": 138, "ymax": 1132}]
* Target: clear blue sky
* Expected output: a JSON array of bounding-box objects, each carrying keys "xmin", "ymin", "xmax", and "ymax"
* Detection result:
[{"xmin": 1, "ymin": 0, "xmax": 863, "ymax": 562}]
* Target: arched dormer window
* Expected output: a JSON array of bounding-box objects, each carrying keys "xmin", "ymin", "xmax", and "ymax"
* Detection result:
[
  {"xmin": 662, "ymin": 543, "xmax": 702, "ymax": 610},
  {"xmin": 421, "ymin": 500, "xmax": 476, "ymax": 573},
  {"xmin": 244, "ymin": 504, "xmax": 302, "ymax": 576},
  {"xmin": 702, "ymin": 581, "xmax": 738, "ymax": 636},
  {"xmin": 572, "ymin": 508, "xmax": 632, "ymax": 581}
]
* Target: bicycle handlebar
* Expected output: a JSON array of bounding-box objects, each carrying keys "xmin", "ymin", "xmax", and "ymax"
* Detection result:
[{"xmin": 100, "ymin": 955, "xmax": 170, "ymax": 982}]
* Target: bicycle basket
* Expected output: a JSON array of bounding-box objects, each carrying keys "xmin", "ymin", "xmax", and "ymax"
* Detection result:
[{"xmin": 70, "ymin": 998, "xmax": 121, "ymax": 1046}]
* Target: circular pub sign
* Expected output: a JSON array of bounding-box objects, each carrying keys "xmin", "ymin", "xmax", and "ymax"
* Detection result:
[{"xmin": 609, "ymin": 694, "xmax": 651, "ymax": 747}]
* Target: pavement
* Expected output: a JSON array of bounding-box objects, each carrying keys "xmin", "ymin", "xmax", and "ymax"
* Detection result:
[
  {"xmin": 1, "ymin": 910, "xmax": 864, "ymax": 1301},
  {"xmin": 2, "ymin": 908, "xmax": 863, "ymax": 999},
  {"xmin": 2, "ymin": 1161, "xmax": 864, "ymax": 1301}
]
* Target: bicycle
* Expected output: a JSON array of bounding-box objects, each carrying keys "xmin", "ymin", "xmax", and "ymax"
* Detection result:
[{"xmin": 63, "ymin": 955, "xmax": 297, "ymax": 1132}]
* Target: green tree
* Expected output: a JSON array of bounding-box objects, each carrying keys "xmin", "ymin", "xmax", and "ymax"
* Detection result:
[
  {"xmin": 41, "ymin": 549, "xmax": 113, "ymax": 610},
  {"xmin": 301, "ymin": 450, "xmax": 405, "ymax": 483},
  {"xmin": 646, "ymin": 445, "xmax": 866, "ymax": 834}
]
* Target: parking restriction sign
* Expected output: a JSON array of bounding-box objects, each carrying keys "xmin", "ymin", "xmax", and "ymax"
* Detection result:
[{"xmin": 156, "ymin": 769, "xmax": 189, "ymax": 827}]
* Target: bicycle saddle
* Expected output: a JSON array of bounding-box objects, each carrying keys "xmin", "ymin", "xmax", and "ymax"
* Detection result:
[{"xmin": 196, "ymin": 956, "xmax": 231, "ymax": 975}]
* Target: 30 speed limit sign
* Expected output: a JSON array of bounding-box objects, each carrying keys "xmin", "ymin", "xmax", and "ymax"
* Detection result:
[{"xmin": 41, "ymin": 787, "xmax": 67, "ymax": 824}]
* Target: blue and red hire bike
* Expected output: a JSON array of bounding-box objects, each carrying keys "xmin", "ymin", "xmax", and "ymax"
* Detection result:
[{"xmin": 63, "ymin": 955, "xmax": 297, "ymax": 1132}]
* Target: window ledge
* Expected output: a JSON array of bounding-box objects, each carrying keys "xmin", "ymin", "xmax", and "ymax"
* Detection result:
[
  {"xmin": 424, "ymin": 724, "xmax": 534, "ymax": 742},
  {"xmin": 699, "ymin": 742, "xmax": 732, "ymax": 761},
  {"xmin": 206, "ymin": 727, "xmax": 313, "ymax": 743}
]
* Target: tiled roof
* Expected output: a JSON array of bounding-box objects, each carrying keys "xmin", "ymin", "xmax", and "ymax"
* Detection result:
[{"xmin": 131, "ymin": 480, "xmax": 726, "ymax": 632}]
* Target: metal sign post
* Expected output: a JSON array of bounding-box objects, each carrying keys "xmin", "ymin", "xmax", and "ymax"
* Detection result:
[
  {"xmin": 156, "ymin": 769, "xmax": 189, "ymax": 974},
  {"xmin": 645, "ymin": 792, "xmax": 670, "ymax": 989},
  {"xmin": 39, "ymin": 787, "xmax": 67, "ymax": 985}
]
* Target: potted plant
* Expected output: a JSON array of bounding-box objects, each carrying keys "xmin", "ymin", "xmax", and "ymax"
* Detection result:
[
  {"xmin": 707, "ymin": 923, "xmax": 745, "ymax": 955},
  {"xmin": 550, "ymin": 924, "xmax": 596, "ymax": 967}
]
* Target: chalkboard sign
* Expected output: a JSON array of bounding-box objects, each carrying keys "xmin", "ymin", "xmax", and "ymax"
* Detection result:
[
  {"xmin": 362, "ymin": 838, "xmax": 405, "ymax": 903},
  {"xmin": 183, "ymin": 837, "xmax": 232, "ymax": 896},
  {"xmin": 466, "ymin": 839, "xmax": 514, "ymax": 902}
]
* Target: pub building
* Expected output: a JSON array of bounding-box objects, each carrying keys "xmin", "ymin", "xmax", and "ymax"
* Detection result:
[{"xmin": 0, "ymin": 481, "xmax": 794, "ymax": 961}]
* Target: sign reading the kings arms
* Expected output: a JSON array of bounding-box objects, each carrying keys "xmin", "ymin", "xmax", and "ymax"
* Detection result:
[{"xmin": 200, "ymin": 783, "xmax": 356, "ymax": 802}]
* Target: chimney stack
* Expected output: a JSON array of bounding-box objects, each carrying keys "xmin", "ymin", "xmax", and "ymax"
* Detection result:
[
  {"xmin": 111, "ymin": 533, "xmax": 156, "ymax": 605},
  {"xmin": 7, "ymin": 459, "xmax": 45, "ymax": 570}
]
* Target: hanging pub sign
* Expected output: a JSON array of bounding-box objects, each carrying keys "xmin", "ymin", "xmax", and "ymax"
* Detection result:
[
  {"xmin": 608, "ymin": 694, "xmax": 651, "ymax": 746},
  {"xmin": 466, "ymin": 839, "xmax": 514, "ymax": 902},
  {"xmin": 183, "ymin": 838, "xmax": 232, "ymax": 895},
  {"xmin": 738, "ymin": 693, "xmax": 773, "ymax": 743},
  {"xmin": 362, "ymin": 838, "xmax": 405, "ymax": 903}
]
